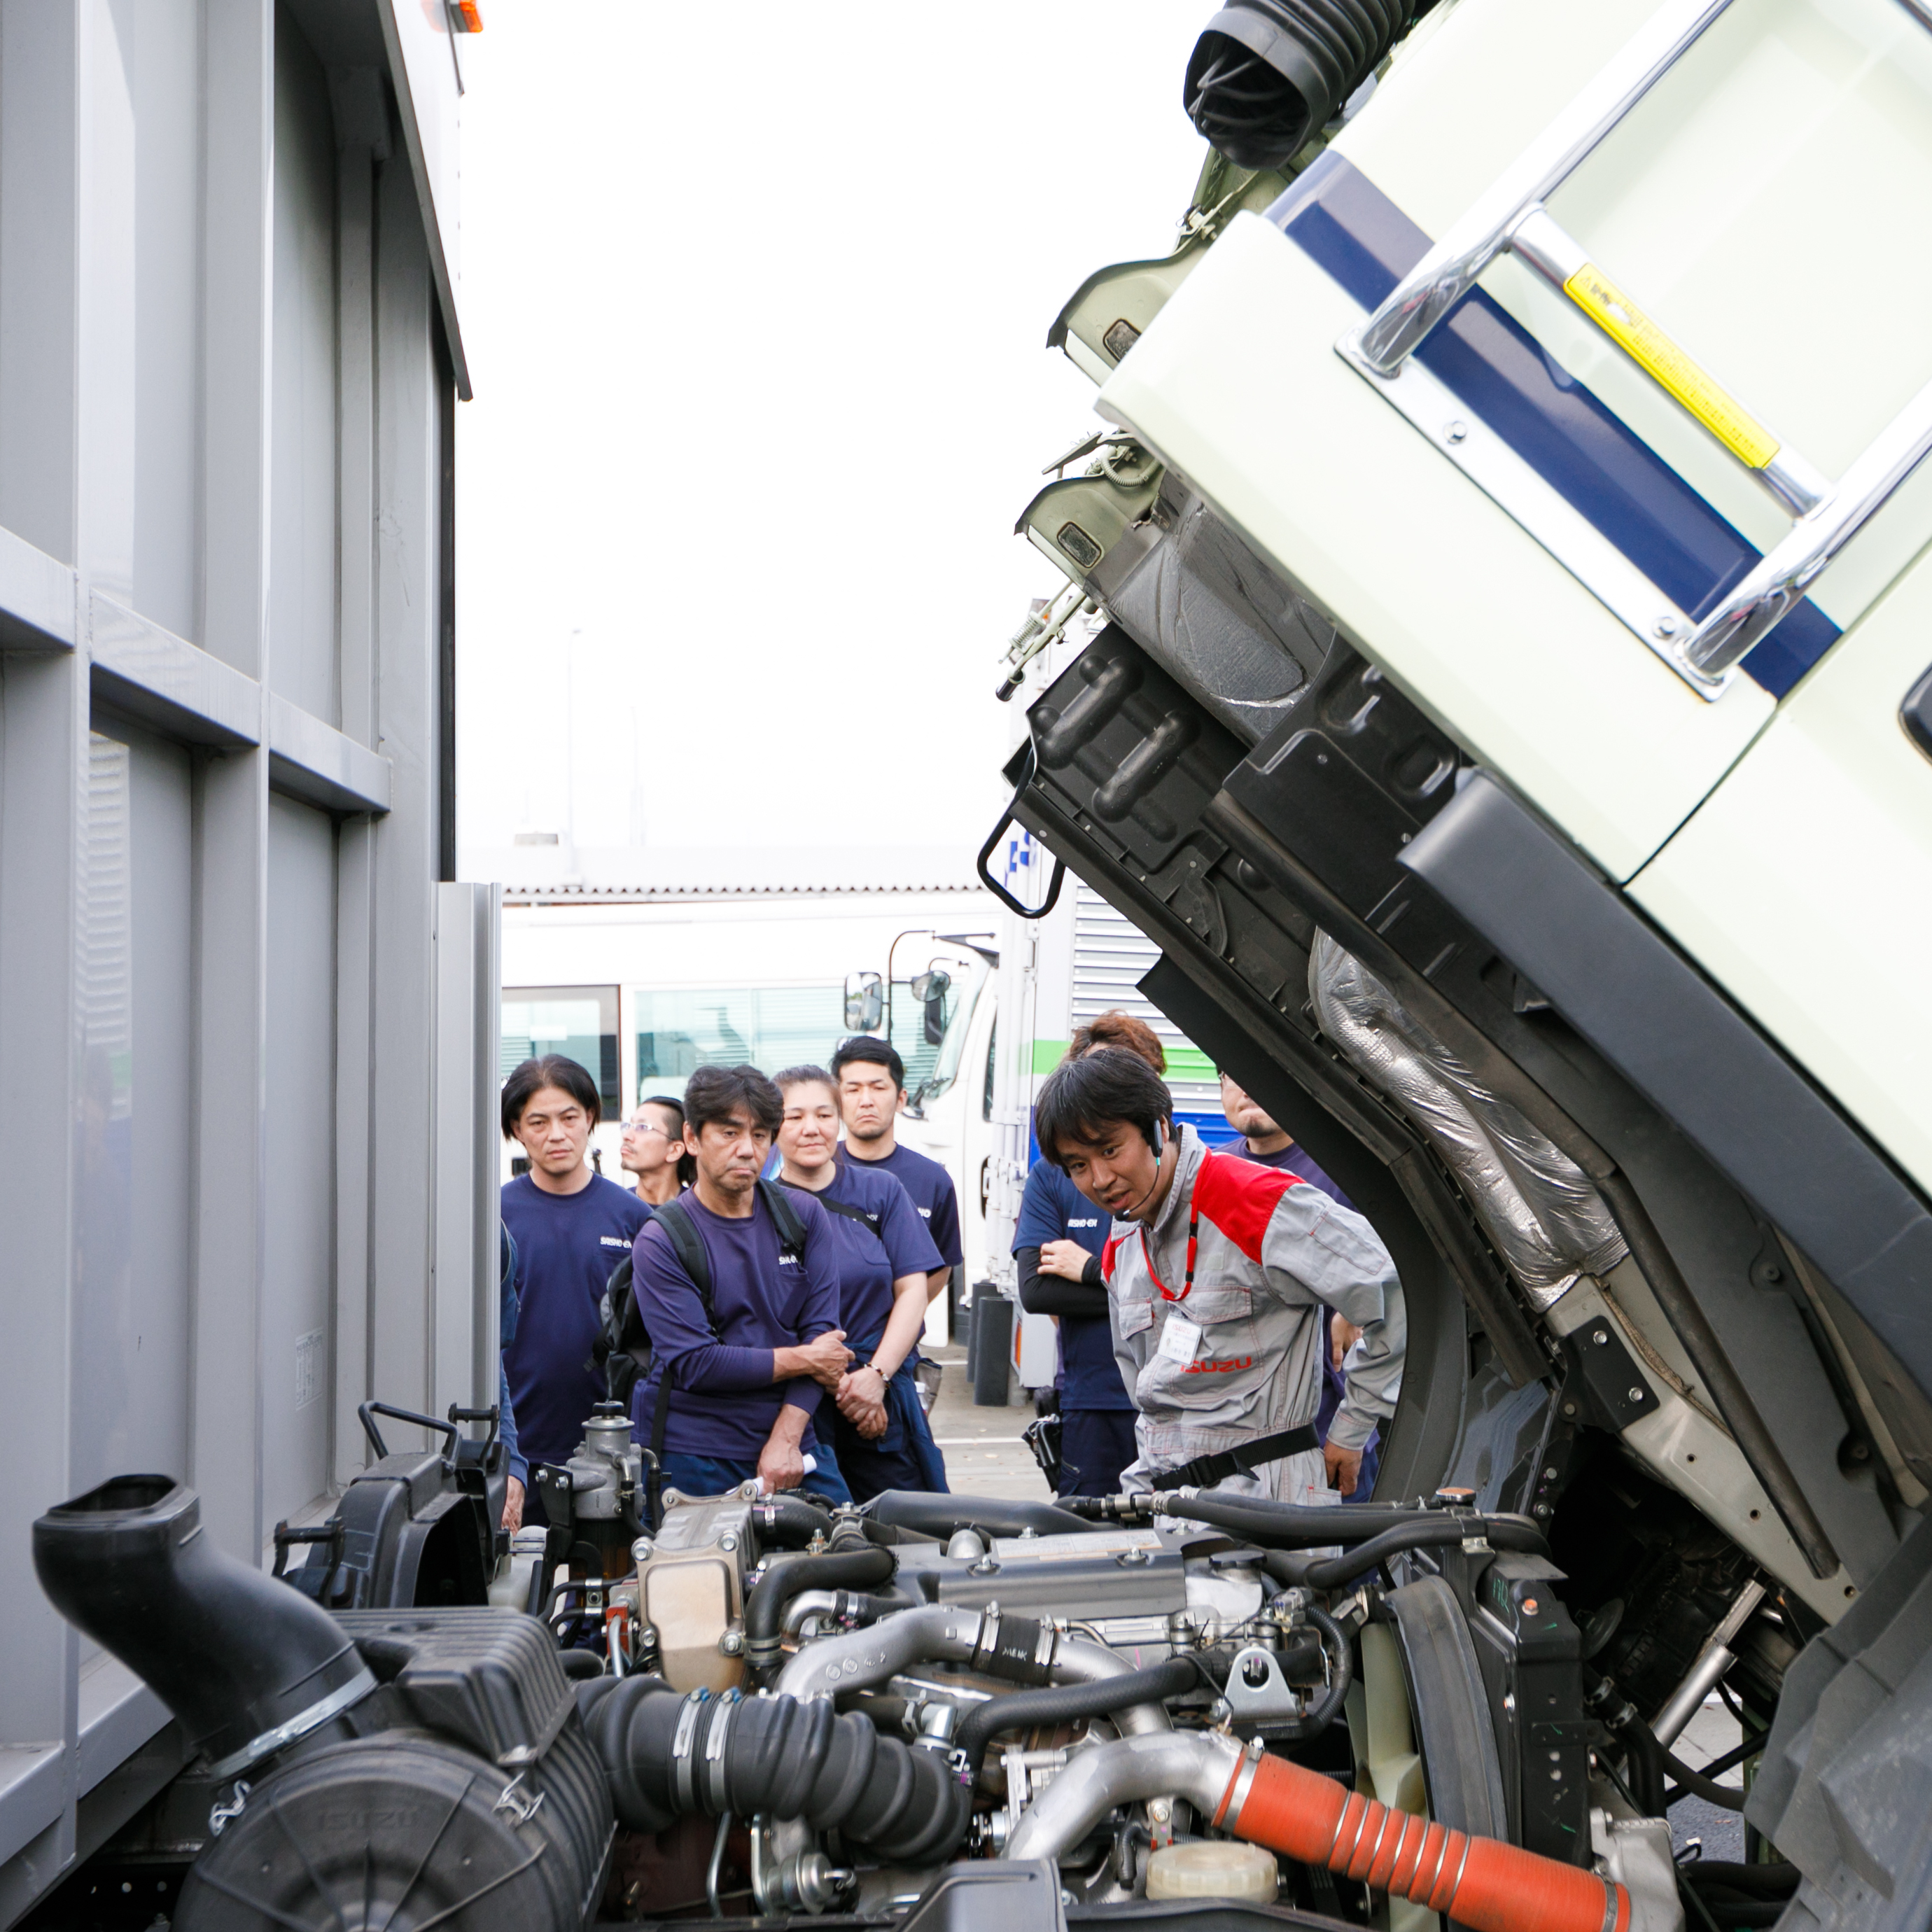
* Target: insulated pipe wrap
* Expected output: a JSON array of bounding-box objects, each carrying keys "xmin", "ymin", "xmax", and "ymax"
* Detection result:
[{"xmin": 580, "ymin": 1679, "xmax": 969, "ymax": 1865}]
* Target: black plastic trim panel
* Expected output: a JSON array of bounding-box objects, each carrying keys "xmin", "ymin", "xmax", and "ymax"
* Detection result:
[{"xmin": 1403, "ymin": 774, "xmax": 1932, "ymax": 1399}]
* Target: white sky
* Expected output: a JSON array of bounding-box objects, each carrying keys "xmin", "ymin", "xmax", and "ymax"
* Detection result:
[{"xmin": 454, "ymin": 4, "xmax": 1210, "ymax": 861}]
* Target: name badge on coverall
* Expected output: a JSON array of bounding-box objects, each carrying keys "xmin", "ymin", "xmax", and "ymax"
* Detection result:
[{"xmin": 1157, "ymin": 1315, "xmax": 1203, "ymax": 1364}]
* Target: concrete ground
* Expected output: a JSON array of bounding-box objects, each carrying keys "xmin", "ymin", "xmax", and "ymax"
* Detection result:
[{"xmin": 923, "ymin": 1345, "xmax": 1052, "ymax": 1501}]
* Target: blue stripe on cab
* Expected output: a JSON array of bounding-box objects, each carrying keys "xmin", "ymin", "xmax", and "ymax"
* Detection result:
[{"xmin": 1261, "ymin": 154, "xmax": 1837, "ymax": 700}]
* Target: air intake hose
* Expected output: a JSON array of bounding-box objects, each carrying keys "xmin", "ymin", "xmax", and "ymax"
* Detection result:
[
  {"xmin": 581, "ymin": 1678, "xmax": 969, "ymax": 1865},
  {"xmin": 1184, "ymin": 0, "xmax": 1437, "ymax": 169},
  {"xmin": 33, "ymin": 1477, "xmax": 373, "ymax": 1777}
]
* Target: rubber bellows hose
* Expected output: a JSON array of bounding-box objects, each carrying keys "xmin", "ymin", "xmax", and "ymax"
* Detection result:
[{"xmin": 1184, "ymin": 0, "xmax": 1434, "ymax": 169}]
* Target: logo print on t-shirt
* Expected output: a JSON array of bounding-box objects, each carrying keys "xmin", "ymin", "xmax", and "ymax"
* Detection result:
[{"xmin": 598, "ymin": 1236, "xmax": 631, "ymax": 1249}]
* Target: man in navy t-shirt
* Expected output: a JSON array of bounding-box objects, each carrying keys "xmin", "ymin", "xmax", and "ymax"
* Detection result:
[
  {"xmin": 499, "ymin": 1056, "xmax": 653, "ymax": 1501},
  {"xmin": 1219, "ymin": 1069, "xmax": 1380, "ymax": 1499},
  {"xmin": 632, "ymin": 1064, "xmax": 853, "ymax": 1502},
  {"xmin": 831, "ymin": 1037, "xmax": 963, "ymax": 1307},
  {"xmin": 774, "ymin": 1066, "xmax": 946, "ymax": 1500}
]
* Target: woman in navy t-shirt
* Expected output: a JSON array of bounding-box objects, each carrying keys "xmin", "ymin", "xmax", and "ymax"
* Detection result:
[{"xmin": 774, "ymin": 1066, "xmax": 948, "ymax": 1501}]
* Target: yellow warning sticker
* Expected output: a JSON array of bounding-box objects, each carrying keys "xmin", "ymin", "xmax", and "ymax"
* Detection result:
[{"xmin": 1563, "ymin": 263, "xmax": 1780, "ymax": 471}]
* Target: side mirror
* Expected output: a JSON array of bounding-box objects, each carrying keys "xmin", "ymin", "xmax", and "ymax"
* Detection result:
[
  {"xmin": 910, "ymin": 969, "xmax": 952, "ymax": 1047},
  {"xmin": 844, "ymin": 970, "xmax": 884, "ymax": 1034}
]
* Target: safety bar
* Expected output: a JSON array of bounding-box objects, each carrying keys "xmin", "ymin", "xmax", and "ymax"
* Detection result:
[
  {"xmin": 1677, "ymin": 370, "xmax": 1932, "ymax": 682},
  {"xmin": 1352, "ymin": 0, "xmax": 1735, "ymax": 375},
  {"xmin": 1506, "ymin": 206, "xmax": 1828, "ymax": 518}
]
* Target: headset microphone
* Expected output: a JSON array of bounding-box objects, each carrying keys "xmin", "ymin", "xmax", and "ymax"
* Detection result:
[{"xmin": 1117, "ymin": 1117, "xmax": 1172, "ymax": 1220}]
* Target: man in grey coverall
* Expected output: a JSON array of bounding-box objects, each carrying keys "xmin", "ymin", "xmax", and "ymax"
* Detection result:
[{"xmin": 1032, "ymin": 1049, "xmax": 1404, "ymax": 1501}]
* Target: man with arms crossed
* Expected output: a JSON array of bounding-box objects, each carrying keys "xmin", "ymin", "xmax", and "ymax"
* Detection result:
[
  {"xmin": 631, "ymin": 1064, "xmax": 853, "ymax": 1501},
  {"xmin": 1034, "ymin": 1049, "xmax": 1404, "ymax": 1502}
]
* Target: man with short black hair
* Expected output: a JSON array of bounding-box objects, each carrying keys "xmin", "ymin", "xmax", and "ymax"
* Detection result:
[
  {"xmin": 631, "ymin": 1064, "xmax": 854, "ymax": 1500},
  {"xmin": 500, "ymin": 1055, "xmax": 654, "ymax": 1511},
  {"xmin": 1035, "ymin": 1049, "xmax": 1404, "ymax": 1502},
  {"xmin": 830, "ymin": 1036, "xmax": 962, "ymax": 1303}
]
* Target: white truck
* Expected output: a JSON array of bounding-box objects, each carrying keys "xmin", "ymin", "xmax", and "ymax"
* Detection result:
[{"xmin": 970, "ymin": 0, "xmax": 1932, "ymax": 1919}]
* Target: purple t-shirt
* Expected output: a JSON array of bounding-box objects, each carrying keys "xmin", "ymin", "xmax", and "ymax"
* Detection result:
[{"xmin": 631, "ymin": 1188, "xmax": 843, "ymax": 1460}]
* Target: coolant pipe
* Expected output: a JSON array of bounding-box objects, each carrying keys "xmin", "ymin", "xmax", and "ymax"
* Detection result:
[
  {"xmin": 772, "ymin": 1602, "xmax": 1169, "ymax": 1735},
  {"xmin": 1270, "ymin": 1518, "xmax": 1551, "ymax": 1590},
  {"xmin": 748, "ymin": 1495, "xmax": 836, "ymax": 1548},
  {"xmin": 863, "ymin": 1490, "xmax": 1092, "ymax": 1538},
  {"xmin": 954, "ymin": 1656, "xmax": 1200, "ymax": 1779},
  {"xmin": 32, "ymin": 1477, "xmax": 374, "ymax": 1778},
  {"xmin": 780, "ymin": 1587, "xmax": 916, "ymax": 1637},
  {"xmin": 743, "ymin": 1538, "xmax": 895, "ymax": 1672},
  {"xmin": 1007, "ymin": 1732, "xmax": 1630, "ymax": 1932},
  {"xmin": 1157, "ymin": 1490, "xmax": 1525, "ymax": 1546}
]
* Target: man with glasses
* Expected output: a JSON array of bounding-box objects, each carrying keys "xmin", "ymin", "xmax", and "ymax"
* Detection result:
[{"xmin": 621, "ymin": 1094, "xmax": 690, "ymax": 1207}]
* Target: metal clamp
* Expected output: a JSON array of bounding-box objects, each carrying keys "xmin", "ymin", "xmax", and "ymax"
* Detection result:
[{"xmin": 493, "ymin": 1771, "xmax": 547, "ymax": 1827}]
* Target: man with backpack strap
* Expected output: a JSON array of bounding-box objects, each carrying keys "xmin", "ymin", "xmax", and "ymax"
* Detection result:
[{"xmin": 630, "ymin": 1064, "xmax": 854, "ymax": 1502}]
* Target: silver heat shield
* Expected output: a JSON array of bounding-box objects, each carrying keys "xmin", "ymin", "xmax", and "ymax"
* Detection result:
[
  {"xmin": 1308, "ymin": 932, "xmax": 1626, "ymax": 1306},
  {"xmin": 1096, "ymin": 471, "xmax": 1334, "ymax": 744}
]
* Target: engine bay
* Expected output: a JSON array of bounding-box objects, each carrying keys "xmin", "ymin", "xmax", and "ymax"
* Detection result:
[{"xmin": 28, "ymin": 1399, "xmax": 1824, "ymax": 1932}]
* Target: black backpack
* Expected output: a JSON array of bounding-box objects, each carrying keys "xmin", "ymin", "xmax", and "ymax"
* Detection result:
[{"xmin": 596, "ymin": 1180, "xmax": 883, "ymax": 1407}]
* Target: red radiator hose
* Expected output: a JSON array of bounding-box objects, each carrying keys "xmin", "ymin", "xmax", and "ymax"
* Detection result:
[{"xmin": 1219, "ymin": 1749, "xmax": 1629, "ymax": 1932}]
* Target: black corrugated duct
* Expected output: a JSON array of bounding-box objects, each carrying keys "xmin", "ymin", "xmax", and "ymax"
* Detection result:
[{"xmin": 1184, "ymin": 0, "xmax": 1437, "ymax": 168}]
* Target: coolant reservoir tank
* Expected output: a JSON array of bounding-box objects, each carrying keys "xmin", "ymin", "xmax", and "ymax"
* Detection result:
[{"xmin": 1146, "ymin": 1840, "xmax": 1279, "ymax": 1903}]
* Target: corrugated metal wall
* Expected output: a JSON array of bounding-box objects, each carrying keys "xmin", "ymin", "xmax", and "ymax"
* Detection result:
[
  {"xmin": 0, "ymin": 4, "xmax": 496, "ymax": 1918},
  {"xmin": 1070, "ymin": 881, "xmax": 1222, "ymax": 1110}
]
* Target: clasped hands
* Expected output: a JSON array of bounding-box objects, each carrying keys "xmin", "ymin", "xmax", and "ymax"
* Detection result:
[{"xmin": 790, "ymin": 1328, "xmax": 890, "ymax": 1441}]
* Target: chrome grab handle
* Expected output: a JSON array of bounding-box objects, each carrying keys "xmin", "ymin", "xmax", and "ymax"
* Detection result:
[
  {"xmin": 1352, "ymin": 0, "xmax": 1735, "ymax": 377},
  {"xmin": 1677, "ymin": 372, "xmax": 1932, "ymax": 684}
]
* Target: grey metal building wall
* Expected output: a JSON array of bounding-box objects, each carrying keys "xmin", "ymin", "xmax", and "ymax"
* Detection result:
[{"xmin": 0, "ymin": 4, "xmax": 496, "ymax": 1918}]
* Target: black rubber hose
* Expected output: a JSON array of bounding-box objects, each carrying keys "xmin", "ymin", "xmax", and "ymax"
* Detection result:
[
  {"xmin": 1270, "ymin": 1517, "xmax": 1550, "ymax": 1589},
  {"xmin": 1681, "ymin": 1862, "xmax": 1798, "ymax": 1898},
  {"xmin": 743, "ymin": 1541, "xmax": 896, "ymax": 1669},
  {"xmin": 864, "ymin": 1490, "xmax": 1092, "ymax": 1538},
  {"xmin": 1283, "ymin": 1601, "xmax": 1353, "ymax": 1737},
  {"xmin": 580, "ymin": 1677, "xmax": 969, "ymax": 1864},
  {"xmin": 32, "ymin": 1477, "xmax": 372, "ymax": 1775},
  {"xmin": 1163, "ymin": 1491, "xmax": 1499, "ymax": 1546},
  {"xmin": 954, "ymin": 1657, "xmax": 1203, "ymax": 1780},
  {"xmin": 748, "ymin": 1495, "xmax": 834, "ymax": 1548}
]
